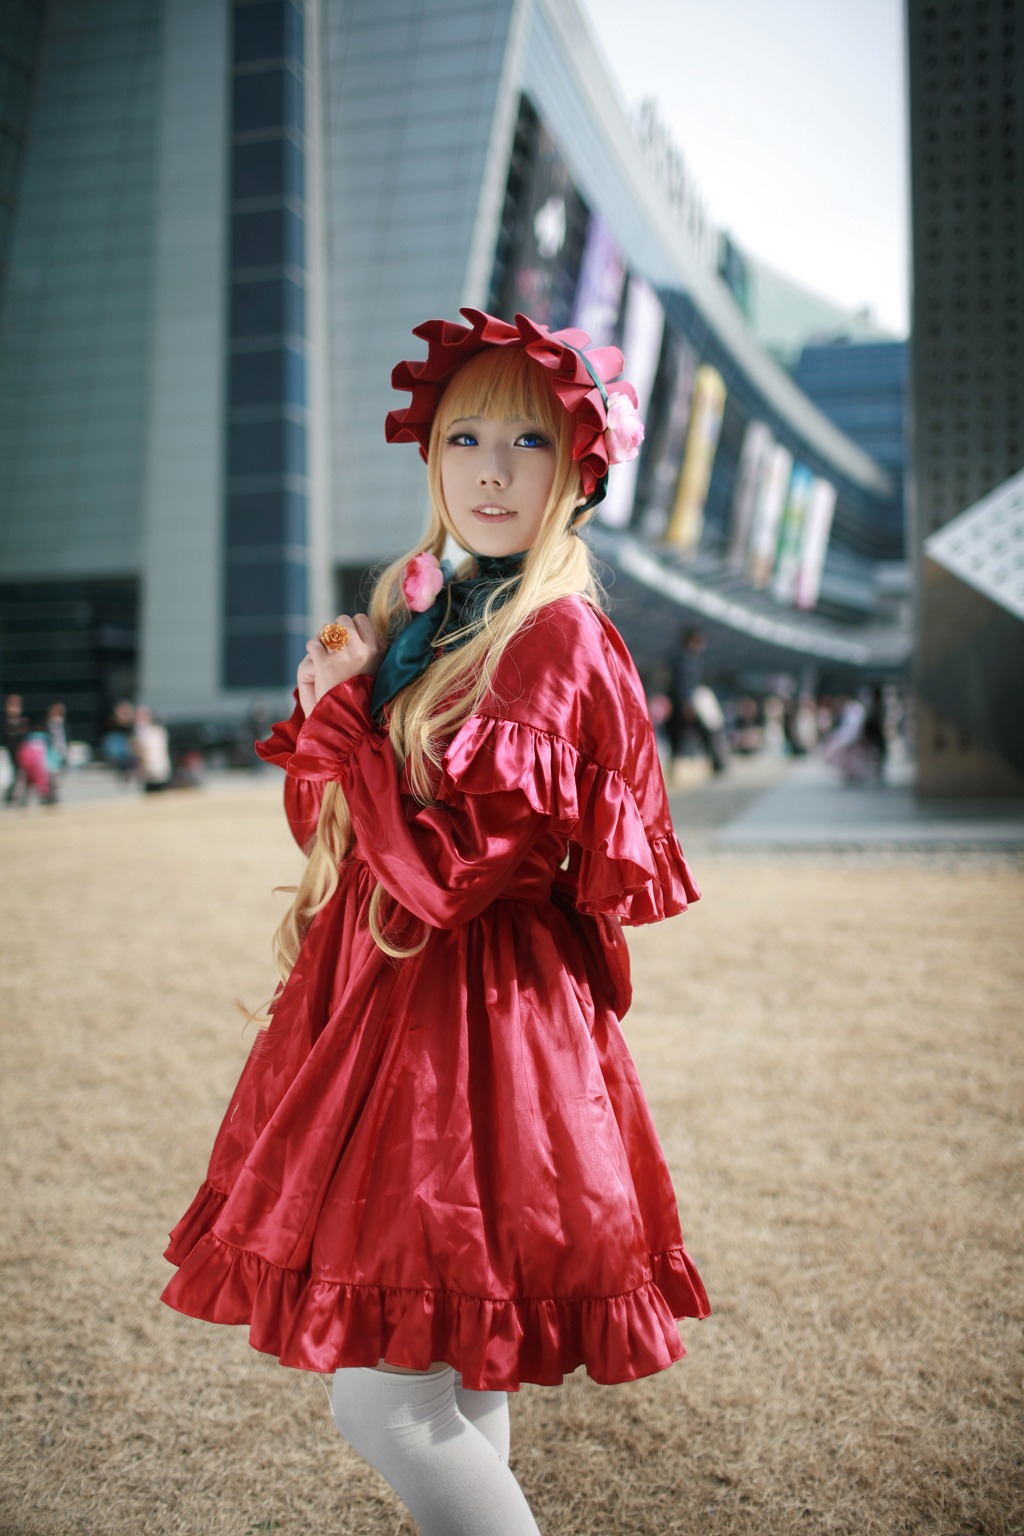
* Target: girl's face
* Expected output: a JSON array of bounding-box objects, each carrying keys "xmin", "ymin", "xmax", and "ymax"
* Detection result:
[{"xmin": 439, "ymin": 413, "xmax": 557, "ymax": 557}]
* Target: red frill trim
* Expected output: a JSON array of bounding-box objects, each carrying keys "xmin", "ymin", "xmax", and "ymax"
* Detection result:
[
  {"xmin": 254, "ymin": 693, "xmax": 303, "ymax": 768},
  {"xmin": 440, "ymin": 715, "xmax": 700, "ymax": 925},
  {"xmin": 162, "ymin": 1185, "xmax": 710, "ymax": 1392}
]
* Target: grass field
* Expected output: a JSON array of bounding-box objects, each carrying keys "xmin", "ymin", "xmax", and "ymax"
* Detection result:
[{"xmin": 1, "ymin": 787, "xmax": 1022, "ymax": 1535}]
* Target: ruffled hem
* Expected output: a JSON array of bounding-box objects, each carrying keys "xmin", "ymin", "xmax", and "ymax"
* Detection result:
[
  {"xmin": 440, "ymin": 715, "xmax": 700, "ymax": 925},
  {"xmin": 163, "ymin": 1184, "xmax": 710, "ymax": 1392}
]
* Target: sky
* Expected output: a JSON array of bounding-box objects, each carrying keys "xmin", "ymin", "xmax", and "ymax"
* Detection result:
[{"xmin": 578, "ymin": 0, "xmax": 909, "ymax": 336}]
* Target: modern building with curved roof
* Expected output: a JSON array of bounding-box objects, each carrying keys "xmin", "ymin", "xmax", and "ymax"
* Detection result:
[{"xmin": 0, "ymin": 0, "xmax": 908, "ymax": 739}]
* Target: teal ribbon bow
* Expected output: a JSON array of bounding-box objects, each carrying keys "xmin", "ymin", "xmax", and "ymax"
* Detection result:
[{"xmin": 371, "ymin": 551, "xmax": 526, "ymax": 720}]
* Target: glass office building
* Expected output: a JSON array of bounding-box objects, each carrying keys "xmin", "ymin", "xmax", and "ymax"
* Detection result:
[{"xmin": 0, "ymin": 0, "xmax": 908, "ymax": 741}]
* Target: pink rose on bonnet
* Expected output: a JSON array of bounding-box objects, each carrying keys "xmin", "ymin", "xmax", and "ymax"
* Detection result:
[{"xmin": 401, "ymin": 552, "xmax": 445, "ymax": 612}]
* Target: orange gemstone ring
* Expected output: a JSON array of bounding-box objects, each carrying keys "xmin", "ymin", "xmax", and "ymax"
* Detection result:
[{"xmin": 318, "ymin": 622, "xmax": 350, "ymax": 652}]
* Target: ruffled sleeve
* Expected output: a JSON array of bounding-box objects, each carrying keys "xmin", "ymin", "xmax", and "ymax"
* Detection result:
[
  {"xmin": 440, "ymin": 713, "xmax": 699, "ymax": 926},
  {"xmin": 254, "ymin": 694, "xmax": 324, "ymax": 853},
  {"xmin": 276, "ymin": 675, "xmax": 552, "ymax": 930}
]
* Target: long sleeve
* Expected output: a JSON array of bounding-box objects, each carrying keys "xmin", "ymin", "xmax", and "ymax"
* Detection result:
[
  {"xmin": 254, "ymin": 695, "xmax": 325, "ymax": 852},
  {"xmin": 282, "ymin": 674, "xmax": 551, "ymax": 929}
]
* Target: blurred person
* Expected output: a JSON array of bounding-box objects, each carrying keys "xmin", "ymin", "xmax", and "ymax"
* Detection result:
[
  {"xmin": 3, "ymin": 693, "xmax": 29, "ymax": 805},
  {"xmin": 45, "ymin": 702, "xmax": 68, "ymax": 799},
  {"xmin": 732, "ymin": 694, "xmax": 763, "ymax": 754},
  {"xmin": 762, "ymin": 694, "xmax": 787, "ymax": 756},
  {"xmin": 821, "ymin": 688, "xmax": 885, "ymax": 784},
  {"xmin": 131, "ymin": 706, "xmax": 172, "ymax": 793},
  {"xmin": 665, "ymin": 626, "xmax": 728, "ymax": 779},
  {"xmin": 101, "ymin": 700, "xmax": 138, "ymax": 779},
  {"xmin": 792, "ymin": 693, "xmax": 819, "ymax": 755},
  {"xmin": 782, "ymin": 690, "xmax": 818, "ymax": 756},
  {"xmin": 14, "ymin": 723, "xmax": 57, "ymax": 807},
  {"xmin": 161, "ymin": 309, "xmax": 708, "ymax": 1536}
]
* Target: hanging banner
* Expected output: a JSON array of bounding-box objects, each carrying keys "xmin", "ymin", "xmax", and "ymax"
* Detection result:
[
  {"xmin": 726, "ymin": 419, "xmax": 773, "ymax": 571},
  {"xmin": 665, "ymin": 364, "xmax": 727, "ymax": 552},
  {"xmin": 571, "ymin": 212, "xmax": 626, "ymax": 347},
  {"xmin": 600, "ymin": 276, "xmax": 664, "ymax": 528},
  {"xmin": 772, "ymin": 463, "xmax": 815, "ymax": 604},
  {"xmin": 632, "ymin": 332, "xmax": 698, "ymax": 541},
  {"xmin": 747, "ymin": 443, "xmax": 793, "ymax": 587},
  {"xmin": 794, "ymin": 477, "xmax": 838, "ymax": 609}
]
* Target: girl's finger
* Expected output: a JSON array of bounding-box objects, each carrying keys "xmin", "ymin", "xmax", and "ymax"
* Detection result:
[{"xmin": 350, "ymin": 613, "xmax": 378, "ymax": 646}]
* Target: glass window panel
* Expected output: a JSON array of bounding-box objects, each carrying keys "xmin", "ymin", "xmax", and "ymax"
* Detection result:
[
  {"xmin": 225, "ymin": 556, "xmax": 307, "ymax": 618},
  {"xmin": 223, "ymin": 629, "xmax": 303, "ymax": 689},
  {"xmin": 233, "ymin": 136, "xmax": 285, "ymax": 201},
  {"xmin": 11, "ymin": 0, "xmax": 44, "ymax": 60},
  {"xmin": 231, "ymin": 207, "xmax": 286, "ymax": 267},
  {"xmin": 283, "ymin": 135, "xmax": 304, "ymax": 201},
  {"xmin": 233, "ymin": 68, "xmax": 285, "ymax": 133},
  {"xmin": 284, "ymin": 1, "xmax": 304, "ymax": 60},
  {"xmin": 283, "ymin": 207, "xmax": 305, "ymax": 268},
  {"xmin": 230, "ymin": 276, "xmax": 304, "ymax": 337},
  {"xmin": 282, "ymin": 345, "xmax": 306, "ymax": 407},
  {"xmin": 226, "ymin": 486, "xmax": 306, "ymax": 547},
  {"xmin": 229, "ymin": 416, "xmax": 285, "ymax": 478},
  {"xmin": 229, "ymin": 345, "xmax": 305, "ymax": 408},
  {"xmin": 233, "ymin": 1, "xmax": 286, "ymax": 65},
  {"xmin": 0, "ymin": 132, "xmax": 17, "ymax": 197},
  {"xmin": 282, "ymin": 274, "xmax": 305, "ymax": 334},
  {"xmin": 0, "ymin": 58, "xmax": 31, "ymax": 128},
  {"xmin": 284, "ymin": 67, "xmax": 304, "ymax": 135},
  {"xmin": 231, "ymin": 207, "xmax": 304, "ymax": 270},
  {"xmin": 231, "ymin": 277, "xmax": 284, "ymax": 336},
  {"xmin": 228, "ymin": 414, "xmax": 306, "ymax": 478}
]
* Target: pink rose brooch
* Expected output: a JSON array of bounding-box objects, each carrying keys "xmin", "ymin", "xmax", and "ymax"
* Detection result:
[
  {"xmin": 401, "ymin": 552, "xmax": 445, "ymax": 612},
  {"xmin": 604, "ymin": 392, "xmax": 645, "ymax": 464}
]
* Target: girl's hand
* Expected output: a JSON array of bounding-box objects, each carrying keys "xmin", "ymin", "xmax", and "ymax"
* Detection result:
[{"xmin": 304, "ymin": 613, "xmax": 384, "ymax": 704}]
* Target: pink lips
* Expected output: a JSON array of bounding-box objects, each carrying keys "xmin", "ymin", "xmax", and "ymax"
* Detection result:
[{"xmin": 472, "ymin": 506, "xmax": 516, "ymax": 521}]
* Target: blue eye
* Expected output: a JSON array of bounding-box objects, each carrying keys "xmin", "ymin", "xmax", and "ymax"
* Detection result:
[
  {"xmin": 446, "ymin": 432, "xmax": 478, "ymax": 447},
  {"xmin": 516, "ymin": 431, "xmax": 549, "ymax": 449}
]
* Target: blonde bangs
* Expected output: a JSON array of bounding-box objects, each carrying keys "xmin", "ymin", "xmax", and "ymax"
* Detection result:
[{"xmin": 431, "ymin": 347, "xmax": 568, "ymax": 451}]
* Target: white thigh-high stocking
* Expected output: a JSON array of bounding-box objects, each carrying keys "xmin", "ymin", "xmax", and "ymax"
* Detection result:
[
  {"xmin": 453, "ymin": 1372, "xmax": 511, "ymax": 1462},
  {"xmin": 331, "ymin": 1366, "xmax": 540, "ymax": 1536}
]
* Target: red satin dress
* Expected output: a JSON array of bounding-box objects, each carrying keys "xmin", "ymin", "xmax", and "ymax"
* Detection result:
[{"xmin": 162, "ymin": 596, "xmax": 710, "ymax": 1390}]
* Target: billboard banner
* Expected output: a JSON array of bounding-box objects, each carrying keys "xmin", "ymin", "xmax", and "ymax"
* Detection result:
[
  {"xmin": 794, "ymin": 477, "xmax": 838, "ymax": 609},
  {"xmin": 747, "ymin": 443, "xmax": 793, "ymax": 587},
  {"xmin": 600, "ymin": 275, "xmax": 664, "ymax": 528},
  {"xmin": 571, "ymin": 212, "xmax": 626, "ymax": 347},
  {"xmin": 665, "ymin": 365, "xmax": 727, "ymax": 552},
  {"xmin": 726, "ymin": 419, "xmax": 773, "ymax": 571},
  {"xmin": 632, "ymin": 331, "xmax": 698, "ymax": 541},
  {"xmin": 772, "ymin": 463, "xmax": 815, "ymax": 604}
]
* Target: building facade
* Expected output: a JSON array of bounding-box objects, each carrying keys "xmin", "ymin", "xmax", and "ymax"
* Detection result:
[
  {"xmin": 906, "ymin": 0, "xmax": 1024, "ymax": 793},
  {"xmin": 1, "ymin": 0, "xmax": 908, "ymax": 743}
]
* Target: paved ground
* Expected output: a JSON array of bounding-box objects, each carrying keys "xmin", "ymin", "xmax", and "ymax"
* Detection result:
[{"xmin": 714, "ymin": 753, "xmax": 1024, "ymax": 849}]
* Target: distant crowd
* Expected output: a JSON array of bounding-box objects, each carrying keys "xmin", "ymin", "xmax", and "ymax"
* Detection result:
[
  {"xmin": 648, "ymin": 627, "xmax": 893, "ymax": 788},
  {"xmin": 4, "ymin": 647, "xmax": 895, "ymax": 813},
  {"xmin": 2, "ymin": 693, "xmax": 184, "ymax": 807}
]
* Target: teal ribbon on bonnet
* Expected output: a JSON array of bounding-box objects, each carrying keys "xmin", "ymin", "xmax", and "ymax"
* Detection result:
[{"xmin": 370, "ymin": 551, "xmax": 527, "ymax": 721}]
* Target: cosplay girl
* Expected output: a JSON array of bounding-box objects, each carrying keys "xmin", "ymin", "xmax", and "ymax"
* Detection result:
[{"xmin": 162, "ymin": 309, "xmax": 710, "ymax": 1534}]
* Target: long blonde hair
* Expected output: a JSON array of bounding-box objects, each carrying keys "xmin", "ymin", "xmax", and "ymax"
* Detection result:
[{"xmin": 273, "ymin": 346, "xmax": 603, "ymax": 975}]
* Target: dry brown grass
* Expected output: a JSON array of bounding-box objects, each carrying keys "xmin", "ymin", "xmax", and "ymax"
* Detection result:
[{"xmin": 1, "ymin": 787, "xmax": 1022, "ymax": 1536}]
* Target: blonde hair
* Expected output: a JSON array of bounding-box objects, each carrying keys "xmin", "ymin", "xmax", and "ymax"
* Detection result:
[{"xmin": 273, "ymin": 346, "xmax": 603, "ymax": 976}]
